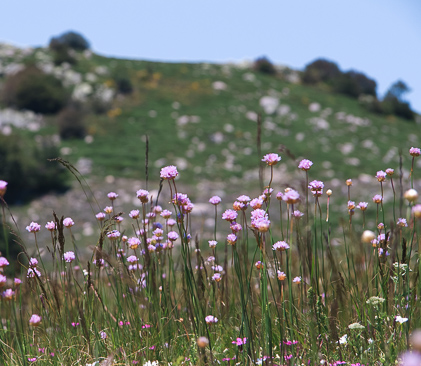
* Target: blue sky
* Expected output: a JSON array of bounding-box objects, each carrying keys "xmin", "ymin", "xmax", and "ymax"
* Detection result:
[{"xmin": 1, "ymin": 0, "xmax": 420, "ymax": 112}]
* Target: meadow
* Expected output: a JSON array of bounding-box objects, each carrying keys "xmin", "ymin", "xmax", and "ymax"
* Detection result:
[{"xmin": 1, "ymin": 147, "xmax": 421, "ymax": 366}]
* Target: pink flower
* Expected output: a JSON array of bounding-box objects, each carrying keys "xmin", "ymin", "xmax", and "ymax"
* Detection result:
[
  {"xmin": 253, "ymin": 217, "xmax": 271, "ymax": 232},
  {"xmin": 14, "ymin": 278, "xmax": 22, "ymax": 286},
  {"xmin": 209, "ymin": 196, "xmax": 222, "ymax": 205},
  {"xmin": 222, "ymin": 209, "xmax": 238, "ymax": 222},
  {"xmin": 347, "ymin": 201, "xmax": 356, "ymax": 210},
  {"xmin": 409, "ymin": 147, "xmax": 421, "ymax": 157},
  {"xmin": 0, "ymin": 257, "xmax": 9, "ymax": 267},
  {"xmin": 104, "ymin": 206, "xmax": 113, "ymax": 214},
  {"xmin": 168, "ymin": 231, "xmax": 179, "ymax": 241},
  {"xmin": 29, "ymin": 314, "xmax": 42, "ymax": 326},
  {"xmin": 293, "ymin": 210, "xmax": 304, "ymax": 219},
  {"xmin": 397, "ymin": 218, "xmax": 408, "ymax": 227},
  {"xmin": 107, "ymin": 230, "xmax": 121, "ymax": 239},
  {"xmin": 230, "ymin": 222, "xmax": 242, "ymax": 233},
  {"xmin": 375, "ymin": 170, "xmax": 386, "ymax": 182},
  {"xmin": 412, "ymin": 204, "xmax": 421, "ymax": 218},
  {"xmin": 255, "ymin": 261, "xmax": 264, "ymax": 269},
  {"xmin": 205, "ymin": 315, "xmax": 218, "ymax": 324},
  {"xmin": 136, "ymin": 189, "xmax": 149, "ymax": 203},
  {"xmin": 0, "ymin": 274, "xmax": 6, "ymax": 287},
  {"xmin": 386, "ymin": 168, "xmax": 394, "ymax": 176},
  {"xmin": 167, "ymin": 218, "xmax": 176, "ymax": 227},
  {"xmin": 372, "ymin": 194, "xmax": 383, "ymax": 204},
  {"xmin": 357, "ymin": 202, "xmax": 368, "ymax": 211},
  {"xmin": 283, "ymin": 189, "xmax": 300, "ymax": 204},
  {"xmin": 277, "ymin": 271, "xmax": 286, "ymax": 280},
  {"xmin": 308, "ymin": 180, "xmax": 324, "ymax": 196},
  {"xmin": 293, "ymin": 276, "xmax": 301, "ymax": 284},
  {"xmin": 262, "ymin": 153, "xmax": 281, "ymax": 166},
  {"xmin": 0, "ymin": 180, "xmax": 7, "ymax": 197},
  {"xmin": 298, "ymin": 159, "xmax": 313, "ymax": 171},
  {"xmin": 160, "ymin": 210, "xmax": 172, "ymax": 219},
  {"xmin": 2, "ymin": 288, "xmax": 15, "ymax": 300},
  {"xmin": 29, "ymin": 258, "xmax": 38, "ymax": 267},
  {"xmin": 26, "ymin": 222, "xmax": 41, "ymax": 233},
  {"xmin": 63, "ymin": 217, "xmax": 74, "ymax": 228},
  {"xmin": 63, "ymin": 251, "xmax": 75, "ymax": 263},
  {"xmin": 208, "ymin": 240, "xmax": 218, "ymax": 248},
  {"xmin": 227, "ymin": 234, "xmax": 237, "ymax": 245},
  {"xmin": 128, "ymin": 237, "xmax": 140, "ymax": 249},
  {"xmin": 45, "ymin": 221, "xmax": 56, "ymax": 231},
  {"xmin": 107, "ymin": 192, "xmax": 118, "ymax": 200},
  {"xmin": 96, "ymin": 212, "xmax": 106, "ymax": 221},
  {"xmin": 127, "ymin": 255, "xmax": 138, "ymax": 264},
  {"xmin": 212, "ymin": 273, "xmax": 222, "ymax": 282},
  {"xmin": 232, "ymin": 337, "xmax": 247, "ymax": 346},
  {"xmin": 160, "ymin": 165, "xmax": 178, "ymax": 180},
  {"xmin": 27, "ymin": 268, "xmax": 41, "ymax": 278},
  {"xmin": 129, "ymin": 210, "xmax": 140, "ymax": 219},
  {"xmin": 250, "ymin": 198, "xmax": 263, "ymax": 209},
  {"xmin": 272, "ymin": 241, "xmax": 290, "ymax": 251},
  {"xmin": 237, "ymin": 195, "xmax": 251, "ymax": 203}
]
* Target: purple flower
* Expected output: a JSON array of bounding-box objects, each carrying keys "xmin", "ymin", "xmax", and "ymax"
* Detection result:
[
  {"xmin": 45, "ymin": 221, "xmax": 56, "ymax": 231},
  {"xmin": 128, "ymin": 237, "xmax": 140, "ymax": 249},
  {"xmin": 27, "ymin": 268, "xmax": 41, "ymax": 279},
  {"xmin": 261, "ymin": 153, "xmax": 281, "ymax": 166},
  {"xmin": 272, "ymin": 241, "xmax": 290, "ymax": 251},
  {"xmin": 63, "ymin": 217, "xmax": 74, "ymax": 228},
  {"xmin": 63, "ymin": 251, "xmax": 75, "ymax": 263},
  {"xmin": 293, "ymin": 276, "xmax": 301, "ymax": 284},
  {"xmin": 160, "ymin": 210, "xmax": 172, "ymax": 219},
  {"xmin": 283, "ymin": 189, "xmax": 300, "ymax": 204},
  {"xmin": 168, "ymin": 231, "xmax": 179, "ymax": 241},
  {"xmin": 357, "ymin": 202, "xmax": 368, "ymax": 211},
  {"xmin": 253, "ymin": 217, "xmax": 271, "ymax": 232},
  {"xmin": 397, "ymin": 218, "xmax": 408, "ymax": 227},
  {"xmin": 129, "ymin": 210, "xmax": 140, "ymax": 219},
  {"xmin": 412, "ymin": 204, "xmax": 421, "ymax": 218},
  {"xmin": 386, "ymin": 168, "xmax": 394, "ymax": 176},
  {"xmin": 2, "ymin": 288, "xmax": 15, "ymax": 300},
  {"xmin": 212, "ymin": 273, "xmax": 222, "ymax": 282},
  {"xmin": 209, "ymin": 196, "xmax": 222, "ymax": 205},
  {"xmin": 104, "ymin": 206, "xmax": 113, "ymax": 214},
  {"xmin": 375, "ymin": 170, "xmax": 386, "ymax": 182},
  {"xmin": 237, "ymin": 195, "xmax": 251, "ymax": 203},
  {"xmin": 172, "ymin": 193, "xmax": 189, "ymax": 206},
  {"xmin": 136, "ymin": 189, "xmax": 149, "ymax": 203},
  {"xmin": 205, "ymin": 315, "xmax": 218, "ymax": 324},
  {"xmin": 250, "ymin": 198, "xmax": 263, "ymax": 209},
  {"xmin": 0, "ymin": 257, "xmax": 10, "ymax": 267},
  {"xmin": 0, "ymin": 180, "xmax": 7, "ymax": 197},
  {"xmin": 14, "ymin": 278, "xmax": 22, "ymax": 286},
  {"xmin": 96, "ymin": 212, "xmax": 106, "ymax": 221},
  {"xmin": 29, "ymin": 258, "xmax": 38, "ymax": 267},
  {"xmin": 160, "ymin": 165, "xmax": 179, "ymax": 180},
  {"xmin": 409, "ymin": 147, "xmax": 421, "ymax": 157},
  {"xmin": 167, "ymin": 218, "xmax": 176, "ymax": 227},
  {"xmin": 107, "ymin": 192, "xmax": 118, "ymax": 200},
  {"xmin": 208, "ymin": 240, "xmax": 217, "ymax": 248},
  {"xmin": 277, "ymin": 271, "xmax": 286, "ymax": 280},
  {"xmin": 100, "ymin": 331, "xmax": 107, "ymax": 339},
  {"xmin": 227, "ymin": 234, "xmax": 237, "ymax": 245},
  {"xmin": 298, "ymin": 159, "xmax": 313, "ymax": 171},
  {"xmin": 222, "ymin": 209, "xmax": 238, "ymax": 222},
  {"xmin": 0, "ymin": 274, "xmax": 6, "ymax": 287},
  {"xmin": 127, "ymin": 255, "xmax": 138, "ymax": 264},
  {"xmin": 230, "ymin": 222, "xmax": 242, "ymax": 233},
  {"xmin": 29, "ymin": 314, "xmax": 42, "ymax": 326},
  {"xmin": 308, "ymin": 180, "xmax": 324, "ymax": 196},
  {"xmin": 293, "ymin": 210, "xmax": 304, "ymax": 219},
  {"xmin": 232, "ymin": 337, "xmax": 247, "ymax": 346},
  {"xmin": 107, "ymin": 230, "xmax": 121, "ymax": 239},
  {"xmin": 26, "ymin": 222, "xmax": 41, "ymax": 233}
]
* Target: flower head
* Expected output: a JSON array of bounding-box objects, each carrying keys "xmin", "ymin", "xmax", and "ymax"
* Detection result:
[
  {"xmin": 205, "ymin": 315, "xmax": 218, "ymax": 324},
  {"xmin": 227, "ymin": 234, "xmax": 237, "ymax": 245},
  {"xmin": 277, "ymin": 270, "xmax": 286, "ymax": 281},
  {"xmin": 107, "ymin": 192, "xmax": 118, "ymax": 200},
  {"xmin": 222, "ymin": 209, "xmax": 238, "ymax": 222},
  {"xmin": 395, "ymin": 315, "xmax": 409, "ymax": 324},
  {"xmin": 167, "ymin": 231, "xmax": 179, "ymax": 241},
  {"xmin": 404, "ymin": 189, "xmax": 418, "ymax": 202},
  {"xmin": 293, "ymin": 276, "xmax": 301, "ymax": 284},
  {"xmin": 397, "ymin": 218, "xmax": 408, "ymax": 228},
  {"xmin": 283, "ymin": 189, "xmax": 300, "ymax": 204},
  {"xmin": 298, "ymin": 159, "xmax": 313, "ymax": 171},
  {"xmin": 29, "ymin": 314, "xmax": 42, "ymax": 326},
  {"xmin": 410, "ymin": 147, "xmax": 421, "ymax": 157},
  {"xmin": 136, "ymin": 189, "xmax": 149, "ymax": 203},
  {"xmin": 386, "ymin": 168, "xmax": 394, "ymax": 176},
  {"xmin": 308, "ymin": 180, "xmax": 324, "ymax": 197},
  {"xmin": 232, "ymin": 337, "xmax": 247, "ymax": 346},
  {"xmin": 0, "ymin": 180, "xmax": 7, "ymax": 197},
  {"xmin": 63, "ymin": 217, "xmax": 74, "ymax": 228},
  {"xmin": 96, "ymin": 212, "xmax": 106, "ymax": 221},
  {"xmin": 255, "ymin": 261, "xmax": 264, "ymax": 269},
  {"xmin": 0, "ymin": 257, "xmax": 10, "ymax": 267},
  {"xmin": 26, "ymin": 222, "xmax": 41, "ymax": 233},
  {"xmin": 376, "ymin": 170, "xmax": 386, "ymax": 182},
  {"xmin": 0, "ymin": 274, "xmax": 6, "ymax": 287},
  {"xmin": 107, "ymin": 230, "xmax": 121, "ymax": 240},
  {"xmin": 272, "ymin": 241, "xmax": 290, "ymax": 251},
  {"xmin": 160, "ymin": 165, "xmax": 178, "ymax": 180},
  {"xmin": 127, "ymin": 237, "xmax": 140, "ymax": 249},
  {"xmin": 293, "ymin": 210, "xmax": 304, "ymax": 219},
  {"xmin": 209, "ymin": 196, "xmax": 222, "ymax": 205},
  {"xmin": 357, "ymin": 202, "xmax": 368, "ymax": 211},
  {"xmin": 412, "ymin": 204, "xmax": 421, "ymax": 218},
  {"xmin": 2, "ymin": 288, "xmax": 15, "ymax": 300},
  {"xmin": 129, "ymin": 210, "xmax": 140, "ymax": 219},
  {"xmin": 372, "ymin": 194, "xmax": 383, "ymax": 204},
  {"xmin": 208, "ymin": 240, "xmax": 218, "ymax": 248},
  {"xmin": 262, "ymin": 153, "xmax": 281, "ymax": 166},
  {"xmin": 63, "ymin": 251, "xmax": 75, "ymax": 263}
]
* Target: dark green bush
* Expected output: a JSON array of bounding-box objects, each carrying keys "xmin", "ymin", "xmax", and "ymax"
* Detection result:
[
  {"xmin": 57, "ymin": 104, "xmax": 86, "ymax": 139},
  {"xmin": 253, "ymin": 56, "xmax": 277, "ymax": 75},
  {"xmin": 2, "ymin": 66, "xmax": 68, "ymax": 114},
  {"xmin": 302, "ymin": 59, "xmax": 341, "ymax": 84},
  {"xmin": 49, "ymin": 31, "xmax": 90, "ymax": 51},
  {"xmin": 0, "ymin": 133, "xmax": 68, "ymax": 205},
  {"xmin": 333, "ymin": 71, "xmax": 377, "ymax": 98},
  {"xmin": 112, "ymin": 66, "xmax": 133, "ymax": 94}
]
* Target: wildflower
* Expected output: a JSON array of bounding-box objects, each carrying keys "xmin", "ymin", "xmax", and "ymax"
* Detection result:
[
  {"xmin": 160, "ymin": 165, "xmax": 178, "ymax": 179},
  {"xmin": 153, "ymin": 228, "xmax": 163, "ymax": 237},
  {"xmin": 276, "ymin": 192, "xmax": 283, "ymax": 201},
  {"xmin": 107, "ymin": 192, "xmax": 118, "ymax": 200},
  {"xmin": 209, "ymin": 196, "xmax": 222, "ymax": 205},
  {"xmin": 14, "ymin": 278, "xmax": 22, "ymax": 286},
  {"xmin": 127, "ymin": 255, "xmax": 138, "ymax": 264},
  {"xmin": 172, "ymin": 193, "xmax": 189, "ymax": 206},
  {"xmin": 298, "ymin": 159, "xmax": 313, "ymax": 171},
  {"xmin": 293, "ymin": 276, "xmax": 301, "ymax": 284},
  {"xmin": 308, "ymin": 180, "xmax": 324, "ymax": 196},
  {"xmin": 366, "ymin": 296, "xmax": 385, "ymax": 306},
  {"xmin": 253, "ymin": 217, "xmax": 270, "ymax": 232},
  {"xmin": 45, "ymin": 221, "xmax": 56, "ymax": 231},
  {"xmin": 237, "ymin": 195, "xmax": 251, "ymax": 203},
  {"xmin": 372, "ymin": 194, "xmax": 383, "ymax": 204},
  {"xmin": 208, "ymin": 240, "xmax": 217, "ymax": 248},
  {"xmin": 63, "ymin": 251, "xmax": 75, "ymax": 263},
  {"xmin": 27, "ymin": 268, "xmax": 41, "ymax": 278},
  {"xmin": 107, "ymin": 230, "xmax": 121, "ymax": 239},
  {"xmin": 357, "ymin": 202, "xmax": 368, "ymax": 211},
  {"xmin": 230, "ymin": 222, "xmax": 242, "ymax": 232},
  {"xmin": 361, "ymin": 230, "xmax": 376, "ymax": 244},
  {"xmin": 104, "ymin": 206, "xmax": 113, "ymax": 214},
  {"xmin": 100, "ymin": 331, "xmax": 107, "ymax": 339},
  {"xmin": 348, "ymin": 322, "xmax": 365, "ymax": 330},
  {"xmin": 377, "ymin": 222, "xmax": 385, "ymax": 230},
  {"xmin": 262, "ymin": 153, "xmax": 281, "ymax": 166},
  {"xmin": 0, "ymin": 274, "xmax": 6, "ymax": 287},
  {"xmin": 205, "ymin": 315, "xmax": 218, "ymax": 324},
  {"xmin": 397, "ymin": 218, "xmax": 408, "ymax": 227},
  {"xmin": 375, "ymin": 170, "xmax": 386, "ymax": 182},
  {"xmin": 28, "ymin": 358, "xmax": 37, "ymax": 363},
  {"xmin": 136, "ymin": 189, "xmax": 149, "ymax": 203},
  {"xmin": 386, "ymin": 168, "xmax": 394, "ymax": 176},
  {"xmin": 26, "ymin": 222, "xmax": 41, "ymax": 233},
  {"xmin": 212, "ymin": 273, "xmax": 222, "ymax": 282},
  {"xmin": 346, "ymin": 179, "xmax": 352, "ymax": 186},
  {"xmin": 227, "ymin": 234, "xmax": 237, "ymax": 245},
  {"xmin": 197, "ymin": 336, "xmax": 209, "ymax": 348},
  {"xmin": 63, "ymin": 217, "xmax": 74, "ymax": 228},
  {"xmin": 272, "ymin": 241, "xmax": 290, "ymax": 251},
  {"xmin": 404, "ymin": 189, "xmax": 419, "ymax": 202},
  {"xmin": 277, "ymin": 270, "xmax": 286, "ymax": 281},
  {"xmin": 232, "ymin": 337, "xmax": 247, "ymax": 346},
  {"xmin": 0, "ymin": 257, "xmax": 10, "ymax": 267},
  {"xmin": 232, "ymin": 201, "xmax": 245, "ymax": 211},
  {"xmin": 128, "ymin": 237, "xmax": 141, "ymax": 249},
  {"xmin": 167, "ymin": 218, "xmax": 176, "ymax": 227},
  {"xmin": 283, "ymin": 340, "xmax": 299, "ymax": 345},
  {"xmin": 129, "ymin": 210, "xmax": 140, "ymax": 219},
  {"xmin": 262, "ymin": 187, "xmax": 274, "ymax": 197},
  {"xmin": 283, "ymin": 189, "xmax": 300, "ymax": 204},
  {"xmin": 211, "ymin": 264, "xmax": 223, "ymax": 272},
  {"xmin": 250, "ymin": 198, "xmax": 264, "ymax": 209},
  {"xmin": 338, "ymin": 334, "xmax": 348, "ymax": 345},
  {"xmin": 167, "ymin": 231, "xmax": 179, "ymax": 241},
  {"xmin": 29, "ymin": 258, "xmax": 39, "ymax": 267},
  {"xmin": 255, "ymin": 261, "xmax": 264, "ymax": 269},
  {"xmin": 326, "ymin": 189, "xmax": 333, "ymax": 196},
  {"xmin": 222, "ymin": 209, "xmax": 238, "ymax": 222},
  {"xmin": 293, "ymin": 210, "xmax": 304, "ymax": 219},
  {"xmin": 395, "ymin": 315, "xmax": 409, "ymax": 324},
  {"xmin": 0, "ymin": 180, "xmax": 7, "ymax": 197},
  {"xmin": 29, "ymin": 314, "xmax": 42, "ymax": 326},
  {"xmin": 412, "ymin": 204, "xmax": 421, "ymax": 218},
  {"xmin": 96, "ymin": 212, "xmax": 106, "ymax": 221},
  {"xmin": 347, "ymin": 201, "xmax": 356, "ymax": 210},
  {"xmin": 409, "ymin": 147, "xmax": 421, "ymax": 157}
]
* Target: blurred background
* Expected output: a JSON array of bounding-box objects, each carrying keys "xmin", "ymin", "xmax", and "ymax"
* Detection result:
[{"xmin": 0, "ymin": 0, "xmax": 420, "ymax": 257}]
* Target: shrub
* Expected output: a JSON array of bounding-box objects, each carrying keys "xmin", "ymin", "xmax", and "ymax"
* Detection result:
[
  {"xmin": 0, "ymin": 133, "xmax": 68, "ymax": 204},
  {"xmin": 382, "ymin": 80, "xmax": 414, "ymax": 121},
  {"xmin": 333, "ymin": 71, "xmax": 377, "ymax": 98},
  {"xmin": 49, "ymin": 31, "xmax": 90, "ymax": 51},
  {"xmin": 49, "ymin": 40, "xmax": 77, "ymax": 65},
  {"xmin": 253, "ymin": 56, "xmax": 277, "ymax": 75},
  {"xmin": 57, "ymin": 104, "xmax": 86, "ymax": 139},
  {"xmin": 302, "ymin": 58, "xmax": 341, "ymax": 84},
  {"xmin": 112, "ymin": 66, "xmax": 133, "ymax": 95},
  {"xmin": 2, "ymin": 66, "xmax": 68, "ymax": 114}
]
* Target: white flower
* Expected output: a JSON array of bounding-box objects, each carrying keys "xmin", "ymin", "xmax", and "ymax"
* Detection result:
[
  {"xmin": 338, "ymin": 334, "xmax": 348, "ymax": 345},
  {"xmin": 348, "ymin": 322, "xmax": 365, "ymax": 330},
  {"xmin": 395, "ymin": 315, "xmax": 408, "ymax": 324}
]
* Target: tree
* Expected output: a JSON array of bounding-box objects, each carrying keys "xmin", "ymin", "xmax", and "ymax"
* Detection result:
[{"xmin": 49, "ymin": 31, "xmax": 90, "ymax": 51}]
